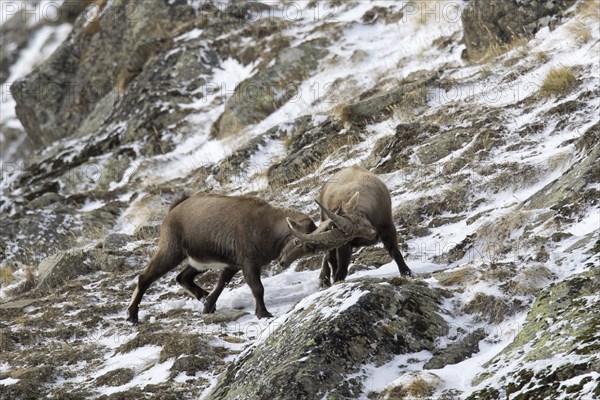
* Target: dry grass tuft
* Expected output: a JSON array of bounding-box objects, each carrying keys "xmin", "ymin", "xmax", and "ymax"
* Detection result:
[
  {"xmin": 576, "ymin": 0, "xmax": 600, "ymax": 21},
  {"xmin": 566, "ymin": 19, "xmax": 592, "ymax": 44},
  {"xmin": 435, "ymin": 267, "xmax": 476, "ymax": 287},
  {"xmin": 405, "ymin": 377, "xmax": 435, "ymax": 397},
  {"xmin": 0, "ymin": 265, "xmax": 15, "ymax": 286},
  {"xmin": 471, "ymin": 38, "xmax": 530, "ymax": 64},
  {"xmin": 540, "ymin": 67, "xmax": 576, "ymax": 96},
  {"xmin": 535, "ymin": 51, "xmax": 549, "ymax": 64},
  {"xmin": 477, "ymin": 210, "xmax": 531, "ymax": 249}
]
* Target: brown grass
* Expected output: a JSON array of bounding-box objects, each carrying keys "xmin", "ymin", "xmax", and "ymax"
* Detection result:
[
  {"xmin": 435, "ymin": 267, "xmax": 475, "ymax": 287},
  {"xmin": 566, "ymin": 19, "xmax": 592, "ymax": 45},
  {"xmin": 0, "ymin": 265, "xmax": 15, "ymax": 286},
  {"xmin": 535, "ymin": 51, "xmax": 549, "ymax": 64},
  {"xmin": 405, "ymin": 377, "xmax": 435, "ymax": 397},
  {"xmin": 471, "ymin": 38, "xmax": 530, "ymax": 64},
  {"xmin": 540, "ymin": 67, "xmax": 576, "ymax": 96},
  {"xmin": 576, "ymin": 0, "xmax": 600, "ymax": 20},
  {"xmin": 478, "ymin": 210, "xmax": 530, "ymax": 245}
]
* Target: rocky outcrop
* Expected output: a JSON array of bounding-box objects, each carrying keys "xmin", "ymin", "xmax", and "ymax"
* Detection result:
[
  {"xmin": 209, "ymin": 278, "xmax": 448, "ymax": 400},
  {"xmin": 212, "ymin": 38, "xmax": 329, "ymax": 138},
  {"xmin": 469, "ymin": 268, "xmax": 600, "ymax": 399},
  {"xmin": 424, "ymin": 328, "xmax": 487, "ymax": 370},
  {"xmin": 267, "ymin": 118, "xmax": 361, "ymax": 185},
  {"xmin": 462, "ymin": 0, "xmax": 577, "ymax": 59},
  {"xmin": 341, "ymin": 72, "xmax": 437, "ymax": 127},
  {"xmin": 34, "ymin": 251, "xmax": 97, "ymax": 294},
  {"xmin": 10, "ymin": 0, "xmax": 196, "ymax": 147}
]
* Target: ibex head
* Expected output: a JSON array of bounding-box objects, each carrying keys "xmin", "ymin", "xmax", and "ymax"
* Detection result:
[{"xmin": 285, "ymin": 192, "xmax": 377, "ymax": 256}]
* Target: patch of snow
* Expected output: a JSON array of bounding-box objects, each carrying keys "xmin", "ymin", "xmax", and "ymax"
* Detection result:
[
  {"xmin": 175, "ymin": 28, "xmax": 203, "ymax": 41},
  {"xmin": 79, "ymin": 200, "xmax": 105, "ymax": 212},
  {"xmin": 0, "ymin": 377, "xmax": 19, "ymax": 386}
]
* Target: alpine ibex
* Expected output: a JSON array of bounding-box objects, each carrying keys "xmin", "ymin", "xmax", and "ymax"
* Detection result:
[
  {"xmin": 289, "ymin": 165, "xmax": 413, "ymax": 287},
  {"xmin": 127, "ymin": 193, "xmax": 348, "ymax": 322}
]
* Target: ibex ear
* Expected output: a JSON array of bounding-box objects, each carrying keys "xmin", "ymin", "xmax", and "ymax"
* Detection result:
[
  {"xmin": 286, "ymin": 217, "xmax": 304, "ymax": 232},
  {"xmin": 342, "ymin": 191, "xmax": 360, "ymax": 214}
]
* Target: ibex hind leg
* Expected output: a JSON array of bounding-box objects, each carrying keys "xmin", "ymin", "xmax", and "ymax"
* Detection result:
[
  {"xmin": 381, "ymin": 225, "xmax": 413, "ymax": 277},
  {"xmin": 319, "ymin": 251, "xmax": 336, "ymax": 289},
  {"xmin": 203, "ymin": 267, "xmax": 239, "ymax": 314},
  {"xmin": 176, "ymin": 265, "xmax": 209, "ymax": 300},
  {"xmin": 333, "ymin": 244, "xmax": 352, "ymax": 283},
  {"xmin": 127, "ymin": 249, "xmax": 185, "ymax": 323}
]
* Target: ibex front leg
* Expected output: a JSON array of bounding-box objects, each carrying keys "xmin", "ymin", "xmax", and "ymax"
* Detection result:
[
  {"xmin": 203, "ymin": 267, "xmax": 239, "ymax": 314},
  {"xmin": 243, "ymin": 266, "xmax": 273, "ymax": 319}
]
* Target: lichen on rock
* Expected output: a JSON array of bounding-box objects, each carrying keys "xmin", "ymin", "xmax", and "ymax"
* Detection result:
[{"xmin": 209, "ymin": 278, "xmax": 448, "ymax": 400}]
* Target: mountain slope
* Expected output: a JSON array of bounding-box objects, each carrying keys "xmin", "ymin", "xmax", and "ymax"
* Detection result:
[{"xmin": 0, "ymin": 1, "xmax": 598, "ymax": 399}]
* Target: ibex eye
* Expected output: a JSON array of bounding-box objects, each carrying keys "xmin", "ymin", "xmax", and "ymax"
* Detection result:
[{"xmin": 294, "ymin": 238, "xmax": 301, "ymax": 246}]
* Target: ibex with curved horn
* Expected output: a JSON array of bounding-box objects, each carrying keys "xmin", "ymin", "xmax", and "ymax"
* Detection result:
[
  {"xmin": 288, "ymin": 165, "xmax": 413, "ymax": 288},
  {"xmin": 127, "ymin": 193, "xmax": 341, "ymax": 322}
]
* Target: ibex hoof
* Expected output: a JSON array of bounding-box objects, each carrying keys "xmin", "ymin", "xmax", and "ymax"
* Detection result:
[{"xmin": 256, "ymin": 311, "xmax": 273, "ymax": 319}]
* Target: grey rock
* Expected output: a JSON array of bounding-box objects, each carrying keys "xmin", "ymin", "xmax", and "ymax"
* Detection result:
[
  {"xmin": 94, "ymin": 368, "xmax": 135, "ymax": 387},
  {"xmin": 102, "ymin": 233, "xmax": 135, "ymax": 256},
  {"xmin": 351, "ymin": 247, "xmax": 391, "ymax": 273},
  {"xmin": 34, "ymin": 251, "xmax": 97, "ymax": 293},
  {"xmin": 133, "ymin": 222, "xmax": 162, "ymax": 241},
  {"xmin": 267, "ymin": 118, "xmax": 361, "ymax": 185},
  {"xmin": 417, "ymin": 127, "xmax": 474, "ymax": 165},
  {"xmin": 470, "ymin": 268, "xmax": 600, "ymax": 399},
  {"xmin": 462, "ymin": 0, "xmax": 576, "ymax": 60},
  {"xmin": 364, "ymin": 123, "xmax": 437, "ymax": 174},
  {"xmin": 341, "ymin": 73, "xmax": 437, "ymax": 127},
  {"xmin": 209, "ymin": 278, "xmax": 448, "ymax": 400},
  {"xmin": 0, "ymin": 299, "xmax": 35, "ymax": 310},
  {"xmin": 25, "ymin": 192, "xmax": 63, "ymax": 210},
  {"xmin": 424, "ymin": 328, "xmax": 487, "ymax": 369},
  {"xmin": 212, "ymin": 38, "xmax": 329, "ymax": 138},
  {"xmin": 212, "ymin": 120, "xmax": 295, "ymax": 184},
  {"xmin": 11, "ymin": 0, "xmax": 198, "ymax": 147}
]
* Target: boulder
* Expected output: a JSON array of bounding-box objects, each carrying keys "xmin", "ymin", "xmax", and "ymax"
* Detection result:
[
  {"xmin": 350, "ymin": 247, "xmax": 391, "ymax": 273},
  {"xmin": 10, "ymin": 0, "xmax": 198, "ymax": 147},
  {"xmin": 462, "ymin": 0, "xmax": 577, "ymax": 60},
  {"xmin": 212, "ymin": 38, "xmax": 329, "ymax": 138},
  {"xmin": 267, "ymin": 118, "xmax": 361, "ymax": 186},
  {"xmin": 470, "ymin": 268, "xmax": 600, "ymax": 399},
  {"xmin": 424, "ymin": 328, "xmax": 487, "ymax": 370},
  {"xmin": 364, "ymin": 123, "xmax": 433, "ymax": 173},
  {"xmin": 209, "ymin": 278, "xmax": 448, "ymax": 400},
  {"xmin": 102, "ymin": 233, "xmax": 135, "ymax": 256},
  {"xmin": 34, "ymin": 251, "xmax": 97, "ymax": 293}
]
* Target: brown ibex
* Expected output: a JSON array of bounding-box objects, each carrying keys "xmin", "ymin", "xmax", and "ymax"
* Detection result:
[
  {"xmin": 289, "ymin": 165, "xmax": 413, "ymax": 288},
  {"xmin": 127, "ymin": 193, "xmax": 350, "ymax": 322}
]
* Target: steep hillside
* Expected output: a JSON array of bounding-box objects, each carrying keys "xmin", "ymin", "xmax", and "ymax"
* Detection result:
[{"xmin": 1, "ymin": 1, "xmax": 598, "ymax": 399}]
